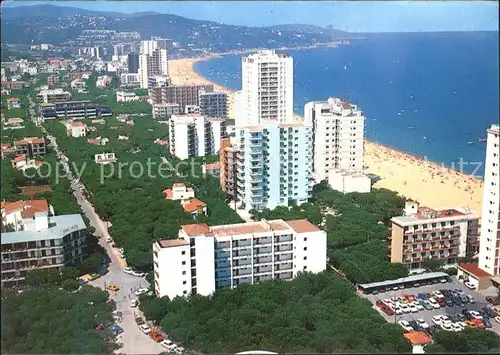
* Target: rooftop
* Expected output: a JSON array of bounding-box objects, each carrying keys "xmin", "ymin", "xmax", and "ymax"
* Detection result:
[
  {"xmin": 488, "ymin": 124, "xmax": 499, "ymax": 135},
  {"xmin": 392, "ymin": 206, "xmax": 477, "ymax": 225},
  {"xmin": 284, "ymin": 219, "xmax": 321, "ymax": 233},
  {"xmin": 158, "ymin": 239, "xmax": 189, "ymax": 248},
  {"xmin": 14, "ymin": 137, "xmax": 45, "ymax": 145},
  {"xmin": 403, "ymin": 331, "xmax": 433, "ymax": 346},
  {"xmin": 203, "ymin": 162, "xmax": 220, "ymax": 170},
  {"xmin": 1, "ymin": 214, "xmax": 86, "ymax": 244},
  {"xmin": 182, "ymin": 198, "xmax": 207, "ymax": 213},
  {"xmin": 1, "ymin": 199, "xmax": 49, "ymax": 217},
  {"xmin": 357, "ymin": 272, "xmax": 449, "ymax": 290},
  {"xmin": 458, "ymin": 263, "xmax": 491, "ymax": 278},
  {"xmin": 68, "ymin": 121, "xmax": 87, "ymax": 127}
]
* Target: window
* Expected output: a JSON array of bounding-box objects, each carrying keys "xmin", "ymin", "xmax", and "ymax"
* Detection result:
[
  {"xmin": 182, "ymin": 261, "xmax": 186, "ymax": 265},
  {"xmin": 303, "ymin": 256, "xmax": 307, "ymax": 260},
  {"xmin": 182, "ymin": 271, "xmax": 186, "ymax": 275},
  {"xmin": 183, "ymin": 281, "xmax": 187, "ymax": 285},
  {"xmin": 304, "ymin": 247, "xmax": 307, "ymax": 251},
  {"xmin": 303, "ymin": 266, "xmax": 307, "ymax": 270},
  {"xmin": 183, "ymin": 290, "xmax": 187, "ymax": 295},
  {"xmin": 304, "ymin": 237, "xmax": 307, "ymax": 242},
  {"xmin": 181, "ymin": 251, "xmax": 186, "ymax": 255}
]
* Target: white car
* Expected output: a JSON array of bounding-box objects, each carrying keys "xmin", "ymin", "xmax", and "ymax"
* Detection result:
[
  {"xmin": 160, "ymin": 340, "xmax": 174, "ymax": 349},
  {"xmin": 412, "ymin": 302, "xmax": 424, "ymax": 311},
  {"xmin": 432, "ymin": 291, "xmax": 444, "ymax": 299},
  {"xmin": 124, "ymin": 267, "xmax": 133, "ymax": 275},
  {"xmin": 134, "ymin": 288, "xmax": 149, "ymax": 296},
  {"xmin": 400, "ymin": 304, "xmax": 411, "ymax": 313},
  {"xmin": 469, "ymin": 310, "xmax": 483, "ymax": 320},
  {"xmin": 440, "ymin": 316, "xmax": 452, "ymax": 325},
  {"xmin": 417, "ymin": 318, "xmax": 430, "ymax": 329},
  {"xmin": 132, "ymin": 271, "xmax": 145, "ymax": 277},
  {"xmin": 451, "ymin": 323, "xmax": 463, "ymax": 332},
  {"xmin": 382, "ymin": 299, "xmax": 392, "ymax": 306},
  {"xmin": 118, "ymin": 248, "xmax": 125, "ymax": 254},
  {"xmin": 440, "ymin": 323, "xmax": 453, "ymax": 331},
  {"xmin": 464, "ymin": 281, "xmax": 475, "ymax": 290},
  {"xmin": 130, "ymin": 299, "xmax": 139, "ymax": 308},
  {"xmin": 432, "ymin": 315, "xmax": 445, "ymax": 325},
  {"xmin": 494, "ymin": 316, "xmax": 500, "ymax": 324},
  {"xmin": 139, "ymin": 324, "xmax": 151, "ymax": 334},
  {"xmin": 106, "ymin": 237, "xmax": 112, "ymax": 243},
  {"xmin": 175, "ymin": 347, "xmax": 185, "ymax": 354},
  {"xmin": 398, "ymin": 320, "xmax": 414, "ymax": 332},
  {"xmin": 409, "ymin": 304, "xmax": 419, "ymax": 313},
  {"xmin": 428, "ymin": 298, "xmax": 440, "ymax": 309}
]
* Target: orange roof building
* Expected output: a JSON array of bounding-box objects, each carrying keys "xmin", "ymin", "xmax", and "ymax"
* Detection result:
[{"xmin": 404, "ymin": 331, "xmax": 433, "ymax": 346}]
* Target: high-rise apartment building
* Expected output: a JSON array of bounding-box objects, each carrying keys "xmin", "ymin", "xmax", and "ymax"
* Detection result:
[
  {"xmin": 235, "ymin": 120, "xmax": 313, "ymax": 211},
  {"xmin": 478, "ymin": 124, "xmax": 500, "ymax": 276},
  {"xmin": 138, "ymin": 40, "xmax": 169, "ymax": 89},
  {"xmin": 153, "ymin": 218, "xmax": 327, "ymax": 299},
  {"xmin": 127, "ymin": 53, "xmax": 139, "ymax": 73},
  {"xmin": 236, "ymin": 50, "xmax": 294, "ymax": 126},
  {"xmin": 219, "ymin": 137, "xmax": 238, "ymax": 196},
  {"xmin": 199, "ymin": 92, "xmax": 228, "ymax": 118},
  {"xmin": 304, "ymin": 98, "xmax": 365, "ymax": 183},
  {"xmin": 169, "ymin": 114, "xmax": 226, "ymax": 160},
  {"xmin": 149, "ymin": 84, "xmax": 214, "ymax": 111},
  {"xmin": 390, "ymin": 201, "xmax": 480, "ymax": 270}
]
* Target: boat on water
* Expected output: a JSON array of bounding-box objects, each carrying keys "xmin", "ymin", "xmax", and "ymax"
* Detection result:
[
  {"xmin": 397, "ymin": 112, "xmax": 402, "ymax": 116},
  {"xmin": 423, "ymin": 136, "xmax": 428, "ymax": 139},
  {"xmin": 467, "ymin": 141, "xmax": 474, "ymax": 145},
  {"xmin": 479, "ymin": 137, "xmax": 487, "ymax": 142},
  {"xmin": 344, "ymin": 65, "xmax": 347, "ymax": 70}
]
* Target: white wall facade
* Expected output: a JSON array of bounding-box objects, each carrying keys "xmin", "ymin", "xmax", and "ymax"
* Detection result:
[
  {"xmin": 154, "ymin": 219, "xmax": 327, "ymax": 299},
  {"xmin": 478, "ymin": 125, "xmax": 500, "ymax": 276},
  {"xmin": 304, "ymin": 98, "xmax": 365, "ymax": 183},
  {"xmin": 240, "ymin": 50, "xmax": 293, "ymax": 126},
  {"xmin": 328, "ymin": 170, "xmax": 371, "ymax": 194}
]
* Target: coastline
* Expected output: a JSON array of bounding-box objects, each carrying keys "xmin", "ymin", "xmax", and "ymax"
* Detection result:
[{"xmin": 168, "ymin": 57, "xmax": 484, "ymax": 217}]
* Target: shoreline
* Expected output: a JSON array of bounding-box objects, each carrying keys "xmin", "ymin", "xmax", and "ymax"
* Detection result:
[{"xmin": 168, "ymin": 56, "xmax": 484, "ymax": 217}]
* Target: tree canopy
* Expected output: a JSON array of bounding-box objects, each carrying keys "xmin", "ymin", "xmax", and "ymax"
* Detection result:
[{"xmin": 425, "ymin": 328, "xmax": 500, "ymax": 353}]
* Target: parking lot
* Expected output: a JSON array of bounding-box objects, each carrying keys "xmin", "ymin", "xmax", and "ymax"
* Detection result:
[{"xmin": 360, "ymin": 279, "xmax": 500, "ymax": 336}]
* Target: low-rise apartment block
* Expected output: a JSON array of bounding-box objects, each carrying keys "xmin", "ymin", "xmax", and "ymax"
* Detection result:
[
  {"xmin": 219, "ymin": 137, "xmax": 237, "ymax": 196},
  {"xmin": 36, "ymin": 88, "xmax": 72, "ymax": 104},
  {"xmin": 163, "ymin": 183, "xmax": 195, "ymax": 203},
  {"xmin": 7, "ymin": 97, "xmax": 22, "ymax": 109},
  {"xmin": 390, "ymin": 201, "xmax": 480, "ymax": 270},
  {"xmin": 40, "ymin": 100, "xmax": 112, "ymax": 119},
  {"xmin": 169, "ymin": 114, "xmax": 225, "ymax": 160},
  {"xmin": 152, "ymin": 103, "xmax": 180, "ymax": 118},
  {"xmin": 47, "ymin": 74, "xmax": 60, "ymax": 85},
  {"xmin": 116, "ymin": 91, "xmax": 139, "ymax": 102},
  {"xmin": 14, "ymin": 137, "xmax": 46, "ymax": 157},
  {"xmin": 120, "ymin": 73, "xmax": 140, "ymax": 88},
  {"xmin": 94, "ymin": 153, "xmax": 117, "ymax": 165},
  {"xmin": 153, "ymin": 218, "xmax": 327, "ymax": 299},
  {"xmin": 1, "ymin": 200, "xmax": 87, "ymax": 287},
  {"xmin": 199, "ymin": 91, "xmax": 228, "ymax": 118}
]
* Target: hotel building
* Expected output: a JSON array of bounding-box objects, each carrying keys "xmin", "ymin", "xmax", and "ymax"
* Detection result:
[
  {"xmin": 152, "ymin": 103, "xmax": 180, "ymax": 118},
  {"xmin": 304, "ymin": 98, "xmax": 366, "ymax": 183},
  {"xmin": 219, "ymin": 137, "xmax": 238, "ymax": 196},
  {"xmin": 168, "ymin": 114, "xmax": 226, "ymax": 160},
  {"xmin": 236, "ymin": 50, "xmax": 294, "ymax": 126},
  {"xmin": 138, "ymin": 40, "xmax": 169, "ymax": 89},
  {"xmin": 390, "ymin": 201, "xmax": 480, "ymax": 270},
  {"xmin": 1, "ymin": 200, "xmax": 87, "ymax": 287},
  {"xmin": 478, "ymin": 124, "xmax": 500, "ymax": 277},
  {"xmin": 40, "ymin": 101, "xmax": 113, "ymax": 119},
  {"xmin": 235, "ymin": 120, "xmax": 313, "ymax": 211},
  {"xmin": 153, "ymin": 218, "xmax": 327, "ymax": 299},
  {"xmin": 149, "ymin": 84, "xmax": 214, "ymax": 112}
]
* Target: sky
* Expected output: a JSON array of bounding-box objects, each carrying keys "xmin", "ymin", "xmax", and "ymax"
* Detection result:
[{"xmin": 2, "ymin": 1, "xmax": 499, "ymax": 33}]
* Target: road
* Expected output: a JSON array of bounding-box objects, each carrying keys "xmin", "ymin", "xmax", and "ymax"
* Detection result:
[{"xmin": 42, "ymin": 128, "xmax": 165, "ymax": 354}]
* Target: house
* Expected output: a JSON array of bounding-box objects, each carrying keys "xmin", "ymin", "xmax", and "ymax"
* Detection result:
[
  {"xmin": 203, "ymin": 162, "xmax": 221, "ymax": 177},
  {"xmin": 1, "ymin": 144, "xmax": 15, "ymax": 159},
  {"xmin": 116, "ymin": 91, "xmax": 139, "ymax": 102},
  {"xmin": 91, "ymin": 119, "xmax": 106, "ymax": 125},
  {"xmin": 88, "ymin": 137, "xmax": 109, "ymax": 146},
  {"xmin": 94, "ymin": 153, "xmax": 117, "ymax": 165},
  {"xmin": 66, "ymin": 121, "xmax": 87, "ymax": 137},
  {"xmin": 116, "ymin": 114, "xmax": 130, "ymax": 123},
  {"xmin": 1, "ymin": 199, "xmax": 54, "ymax": 230},
  {"xmin": 153, "ymin": 138, "xmax": 169, "ymax": 146},
  {"xmin": 182, "ymin": 198, "xmax": 208, "ymax": 218},
  {"xmin": 7, "ymin": 97, "xmax": 21, "ymax": 109},
  {"xmin": 70, "ymin": 79, "xmax": 86, "ymax": 90},
  {"xmin": 403, "ymin": 331, "xmax": 433, "ymax": 354},
  {"xmin": 11, "ymin": 155, "xmax": 43, "ymax": 170},
  {"xmin": 163, "ymin": 183, "xmax": 195, "ymax": 203},
  {"xmin": 96, "ymin": 75, "xmax": 112, "ymax": 88}
]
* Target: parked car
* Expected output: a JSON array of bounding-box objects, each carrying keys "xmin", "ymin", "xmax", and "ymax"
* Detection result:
[
  {"xmin": 483, "ymin": 318, "xmax": 492, "ymax": 328},
  {"xmin": 483, "ymin": 307, "xmax": 497, "ymax": 318},
  {"xmin": 468, "ymin": 295, "xmax": 475, "ymax": 304},
  {"xmin": 433, "ymin": 291, "xmax": 444, "ymax": 299},
  {"xmin": 139, "ymin": 324, "xmax": 151, "ymax": 334},
  {"xmin": 123, "ymin": 268, "xmax": 133, "ymax": 275},
  {"xmin": 130, "ymin": 299, "xmax": 139, "ymax": 308},
  {"xmin": 132, "ymin": 271, "xmax": 146, "ymax": 277},
  {"xmin": 440, "ymin": 323, "xmax": 453, "ymax": 331},
  {"xmin": 134, "ymin": 288, "xmax": 149, "ymax": 296},
  {"xmin": 409, "ymin": 320, "xmax": 420, "ymax": 330},
  {"xmin": 450, "ymin": 323, "xmax": 462, "ymax": 332},
  {"xmin": 464, "ymin": 281, "xmax": 475, "ymax": 290},
  {"xmin": 485, "ymin": 296, "xmax": 500, "ymax": 306},
  {"xmin": 160, "ymin": 340, "xmax": 175, "ymax": 349},
  {"xmin": 494, "ymin": 316, "xmax": 500, "ymax": 324},
  {"xmin": 428, "ymin": 298, "xmax": 441, "ymax": 309},
  {"xmin": 422, "ymin": 301, "xmax": 434, "ymax": 310},
  {"xmin": 398, "ymin": 320, "xmax": 414, "ymax": 332},
  {"xmin": 417, "ymin": 318, "xmax": 430, "ymax": 329},
  {"xmin": 469, "ymin": 310, "xmax": 484, "ymax": 320}
]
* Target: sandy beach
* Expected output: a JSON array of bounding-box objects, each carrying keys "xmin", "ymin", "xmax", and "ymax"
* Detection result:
[{"xmin": 168, "ymin": 58, "xmax": 484, "ymax": 217}]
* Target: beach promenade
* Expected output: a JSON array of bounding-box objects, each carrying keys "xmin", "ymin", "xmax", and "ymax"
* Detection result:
[{"xmin": 168, "ymin": 58, "xmax": 484, "ymax": 217}]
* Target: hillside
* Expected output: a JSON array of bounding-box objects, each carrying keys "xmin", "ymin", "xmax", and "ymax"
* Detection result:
[{"xmin": 1, "ymin": 4, "xmax": 355, "ymax": 53}]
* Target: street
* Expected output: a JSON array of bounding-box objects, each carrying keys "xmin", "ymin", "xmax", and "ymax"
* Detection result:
[{"xmin": 43, "ymin": 128, "xmax": 165, "ymax": 354}]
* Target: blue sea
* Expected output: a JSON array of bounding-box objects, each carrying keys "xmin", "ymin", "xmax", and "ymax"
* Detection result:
[{"xmin": 194, "ymin": 32, "xmax": 499, "ymax": 176}]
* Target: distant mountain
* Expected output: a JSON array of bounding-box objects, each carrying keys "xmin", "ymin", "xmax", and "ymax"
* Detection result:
[{"xmin": 1, "ymin": 4, "xmax": 356, "ymax": 53}]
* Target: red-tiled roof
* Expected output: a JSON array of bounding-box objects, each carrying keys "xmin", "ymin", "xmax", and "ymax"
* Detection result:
[
  {"xmin": 458, "ymin": 263, "xmax": 491, "ymax": 278},
  {"xmin": 183, "ymin": 198, "xmax": 207, "ymax": 213},
  {"xmin": 163, "ymin": 188, "xmax": 173, "ymax": 199},
  {"xmin": 2, "ymin": 200, "xmax": 25, "ymax": 213},
  {"xmin": 182, "ymin": 223, "xmax": 210, "ymax": 236},
  {"xmin": 69, "ymin": 121, "xmax": 87, "ymax": 127},
  {"xmin": 88, "ymin": 138, "xmax": 100, "ymax": 145},
  {"xmin": 21, "ymin": 200, "xmax": 49, "ymax": 218},
  {"xmin": 15, "ymin": 137, "xmax": 45, "ymax": 145},
  {"xmin": 203, "ymin": 163, "xmax": 220, "ymax": 170},
  {"xmin": 11, "ymin": 155, "xmax": 26, "ymax": 163},
  {"xmin": 404, "ymin": 331, "xmax": 433, "ymax": 346},
  {"xmin": 7, "ymin": 97, "xmax": 20, "ymax": 102}
]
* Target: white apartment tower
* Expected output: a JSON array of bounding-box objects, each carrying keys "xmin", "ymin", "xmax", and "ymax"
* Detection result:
[
  {"xmin": 236, "ymin": 50, "xmax": 294, "ymax": 126},
  {"xmin": 169, "ymin": 114, "xmax": 226, "ymax": 160},
  {"xmin": 235, "ymin": 120, "xmax": 313, "ymax": 211},
  {"xmin": 304, "ymin": 98, "xmax": 366, "ymax": 183},
  {"xmin": 139, "ymin": 40, "xmax": 169, "ymax": 89},
  {"xmin": 153, "ymin": 219, "xmax": 327, "ymax": 299},
  {"xmin": 478, "ymin": 124, "xmax": 500, "ymax": 276}
]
